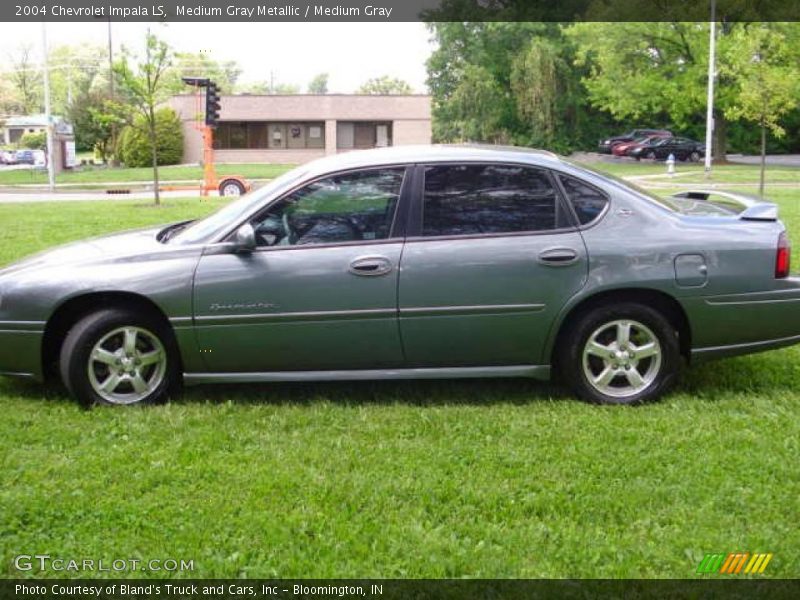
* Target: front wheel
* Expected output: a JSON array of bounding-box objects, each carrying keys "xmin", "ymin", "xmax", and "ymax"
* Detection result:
[
  {"xmin": 60, "ymin": 309, "xmax": 180, "ymax": 407},
  {"xmin": 690, "ymin": 151, "xmax": 701, "ymax": 162},
  {"xmin": 558, "ymin": 303, "xmax": 681, "ymax": 405}
]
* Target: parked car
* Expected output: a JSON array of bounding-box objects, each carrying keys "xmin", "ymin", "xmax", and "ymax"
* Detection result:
[
  {"xmin": 0, "ymin": 150, "xmax": 17, "ymax": 165},
  {"xmin": 15, "ymin": 149, "xmax": 35, "ymax": 165},
  {"xmin": 630, "ymin": 137, "xmax": 705, "ymax": 162},
  {"xmin": 598, "ymin": 129, "xmax": 672, "ymax": 154},
  {"xmin": 0, "ymin": 145, "xmax": 796, "ymax": 407},
  {"xmin": 611, "ymin": 134, "xmax": 671, "ymax": 157}
]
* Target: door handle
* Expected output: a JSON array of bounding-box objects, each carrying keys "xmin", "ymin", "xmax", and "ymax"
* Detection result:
[
  {"xmin": 538, "ymin": 248, "xmax": 579, "ymax": 267},
  {"xmin": 349, "ymin": 255, "xmax": 393, "ymax": 277}
]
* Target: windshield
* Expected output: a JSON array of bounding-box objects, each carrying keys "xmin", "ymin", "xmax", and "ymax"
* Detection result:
[{"xmin": 171, "ymin": 166, "xmax": 309, "ymax": 244}]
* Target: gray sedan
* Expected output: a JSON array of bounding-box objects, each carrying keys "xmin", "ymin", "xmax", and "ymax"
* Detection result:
[{"xmin": 0, "ymin": 146, "xmax": 797, "ymax": 406}]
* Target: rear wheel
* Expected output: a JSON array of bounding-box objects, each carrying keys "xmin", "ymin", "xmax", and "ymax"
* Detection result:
[
  {"xmin": 690, "ymin": 151, "xmax": 701, "ymax": 162},
  {"xmin": 558, "ymin": 302, "xmax": 680, "ymax": 405},
  {"xmin": 60, "ymin": 308, "xmax": 180, "ymax": 407},
  {"xmin": 646, "ymin": 151, "xmax": 656, "ymax": 160}
]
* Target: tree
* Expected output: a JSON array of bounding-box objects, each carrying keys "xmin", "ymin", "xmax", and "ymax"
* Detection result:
[
  {"xmin": 9, "ymin": 44, "xmax": 42, "ymax": 114},
  {"xmin": 163, "ymin": 52, "xmax": 242, "ymax": 95},
  {"xmin": 723, "ymin": 24, "xmax": 800, "ymax": 196},
  {"xmin": 568, "ymin": 21, "xmax": 748, "ymax": 160},
  {"xmin": 114, "ymin": 31, "xmax": 173, "ymax": 205},
  {"xmin": 48, "ymin": 44, "xmax": 106, "ymax": 115},
  {"xmin": 425, "ymin": 22, "xmax": 608, "ymax": 151},
  {"xmin": 68, "ymin": 91, "xmax": 131, "ymax": 162},
  {"xmin": 237, "ymin": 79, "xmax": 300, "ymax": 94},
  {"xmin": 308, "ymin": 72, "xmax": 329, "ymax": 94},
  {"xmin": 357, "ymin": 76, "xmax": 413, "ymax": 95},
  {"xmin": 118, "ymin": 108, "xmax": 183, "ymax": 168}
]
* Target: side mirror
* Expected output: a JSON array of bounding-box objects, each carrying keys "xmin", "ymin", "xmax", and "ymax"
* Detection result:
[{"xmin": 232, "ymin": 222, "xmax": 256, "ymax": 252}]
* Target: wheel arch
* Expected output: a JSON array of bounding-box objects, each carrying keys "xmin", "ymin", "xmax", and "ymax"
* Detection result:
[
  {"xmin": 548, "ymin": 288, "xmax": 692, "ymax": 366},
  {"xmin": 42, "ymin": 291, "xmax": 179, "ymax": 382}
]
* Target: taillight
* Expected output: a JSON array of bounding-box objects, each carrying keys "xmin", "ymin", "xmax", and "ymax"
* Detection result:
[{"xmin": 776, "ymin": 231, "xmax": 791, "ymax": 278}]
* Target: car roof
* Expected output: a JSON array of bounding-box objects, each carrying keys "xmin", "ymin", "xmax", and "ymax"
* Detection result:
[{"xmin": 300, "ymin": 144, "xmax": 564, "ymax": 177}]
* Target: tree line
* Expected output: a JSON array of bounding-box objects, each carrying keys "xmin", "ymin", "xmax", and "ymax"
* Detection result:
[{"xmin": 426, "ymin": 22, "xmax": 800, "ymax": 158}]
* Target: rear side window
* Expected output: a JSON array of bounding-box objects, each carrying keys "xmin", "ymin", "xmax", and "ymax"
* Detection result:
[
  {"xmin": 422, "ymin": 164, "xmax": 566, "ymax": 237},
  {"xmin": 558, "ymin": 174, "xmax": 609, "ymax": 226}
]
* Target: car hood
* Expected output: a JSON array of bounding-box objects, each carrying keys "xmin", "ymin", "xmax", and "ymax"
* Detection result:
[{"xmin": 0, "ymin": 225, "xmax": 174, "ymax": 279}]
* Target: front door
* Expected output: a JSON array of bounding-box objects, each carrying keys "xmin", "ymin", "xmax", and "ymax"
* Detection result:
[
  {"xmin": 193, "ymin": 166, "xmax": 408, "ymax": 372},
  {"xmin": 399, "ymin": 163, "xmax": 589, "ymax": 367}
]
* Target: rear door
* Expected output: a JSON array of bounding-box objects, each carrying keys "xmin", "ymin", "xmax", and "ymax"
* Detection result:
[{"xmin": 397, "ymin": 163, "xmax": 589, "ymax": 368}]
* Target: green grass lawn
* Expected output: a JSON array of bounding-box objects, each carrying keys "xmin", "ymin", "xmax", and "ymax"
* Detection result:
[
  {"xmin": 0, "ymin": 163, "xmax": 294, "ymax": 186},
  {"xmin": 1, "ymin": 175, "xmax": 799, "ymax": 579},
  {"xmin": 575, "ymin": 159, "xmax": 800, "ymax": 184}
]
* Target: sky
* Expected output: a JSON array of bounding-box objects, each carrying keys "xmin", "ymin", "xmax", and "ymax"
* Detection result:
[{"xmin": 0, "ymin": 22, "xmax": 434, "ymax": 93}]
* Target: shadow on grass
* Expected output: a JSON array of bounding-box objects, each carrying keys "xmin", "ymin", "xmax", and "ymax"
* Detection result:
[
  {"xmin": 0, "ymin": 374, "xmax": 571, "ymax": 407},
  {"xmin": 178, "ymin": 377, "xmax": 571, "ymax": 407},
  {"xmin": 3, "ymin": 349, "xmax": 797, "ymax": 408}
]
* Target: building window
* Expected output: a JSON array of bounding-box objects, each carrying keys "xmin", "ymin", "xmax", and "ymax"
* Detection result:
[
  {"xmin": 214, "ymin": 122, "xmax": 325, "ymax": 150},
  {"xmin": 337, "ymin": 122, "xmax": 393, "ymax": 150}
]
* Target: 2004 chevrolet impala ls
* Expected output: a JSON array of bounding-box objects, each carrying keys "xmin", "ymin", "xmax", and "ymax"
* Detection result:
[{"xmin": 0, "ymin": 146, "xmax": 797, "ymax": 406}]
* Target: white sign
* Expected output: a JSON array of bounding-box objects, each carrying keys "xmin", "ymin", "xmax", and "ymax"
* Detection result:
[{"xmin": 64, "ymin": 141, "xmax": 77, "ymax": 168}]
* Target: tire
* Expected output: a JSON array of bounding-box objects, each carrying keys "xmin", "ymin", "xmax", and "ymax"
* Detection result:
[
  {"xmin": 558, "ymin": 302, "xmax": 681, "ymax": 405},
  {"xmin": 646, "ymin": 151, "xmax": 656, "ymax": 160},
  {"xmin": 690, "ymin": 151, "xmax": 701, "ymax": 162},
  {"xmin": 59, "ymin": 308, "xmax": 180, "ymax": 407},
  {"xmin": 219, "ymin": 179, "xmax": 245, "ymax": 196}
]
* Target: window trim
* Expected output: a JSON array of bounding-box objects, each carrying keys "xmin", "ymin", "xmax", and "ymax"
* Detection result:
[
  {"xmin": 552, "ymin": 171, "xmax": 611, "ymax": 231},
  {"xmin": 407, "ymin": 161, "xmax": 580, "ymax": 241},
  {"xmin": 219, "ymin": 164, "xmax": 412, "ymax": 251}
]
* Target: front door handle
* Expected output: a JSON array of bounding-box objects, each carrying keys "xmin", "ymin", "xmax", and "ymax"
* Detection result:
[
  {"xmin": 349, "ymin": 255, "xmax": 393, "ymax": 277},
  {"xmin": 538, "ymin": 247, "xmax": 579, "ymax": 267}
]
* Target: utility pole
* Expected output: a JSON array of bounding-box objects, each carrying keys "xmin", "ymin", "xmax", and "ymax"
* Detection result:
[
  {"xmin": 704, "ymin": 0, "xmax": 716, "ymax": 179},
  {"xmin": 107, "ymin": 17, "xmax": 117, "ymax": 166},
  {"xmin": 41, "ymin": 23, "xmax": 55, "ymax": 192}
]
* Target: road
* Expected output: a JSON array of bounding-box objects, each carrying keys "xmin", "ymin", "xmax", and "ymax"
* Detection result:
[
  {"xmin": 0, "ymin": 189, "xmax": 213, "ymax": 203},
  {"xmin": 726, "ymin": 154, "xmax": 800, "ymax": 167}
]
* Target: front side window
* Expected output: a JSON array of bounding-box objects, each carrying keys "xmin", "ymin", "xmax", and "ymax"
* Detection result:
[
  {"xmin": 250, "ymin": 168, "xmax": 405, "ymax": 247},
  {"xmin": 558, "ymin": 174, "xmax": 609, "ymax": 225},
  {"xmin": 421, "ymin": 164, "xmax": 566, "ymax": 237}
]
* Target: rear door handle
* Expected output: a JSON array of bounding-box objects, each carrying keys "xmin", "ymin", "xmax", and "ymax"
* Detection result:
[
  {"xmin": 349, "ymin": 255, "xmax": 393, "ymax": 277},
  {"xmin": 538, "ymin": 248, "xmax": 579, "ymax": 266}
]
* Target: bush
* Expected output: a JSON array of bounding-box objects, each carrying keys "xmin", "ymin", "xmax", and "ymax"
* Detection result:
[
  {"xmin": 117, "ymin": 108, "xmax": 183, "ymax": 168},
  {"xmin": 19, "ymin": 131, "xmax": 47, "ymax": 150}
]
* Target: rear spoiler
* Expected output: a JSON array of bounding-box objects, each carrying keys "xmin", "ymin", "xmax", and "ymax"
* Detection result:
[{"xmin": 670, "ymin": 190, "xmax": 778, "ymax": 221}]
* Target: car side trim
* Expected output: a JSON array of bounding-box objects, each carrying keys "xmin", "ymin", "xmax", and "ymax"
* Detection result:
[
  {"xmin": 183, "ymin": 364, "xmax": 552, "ymax": 385},
  {"xmin": 0, "ymin": 320, "xmax": 45, "ymax": 331},
  {"xmin": 194, "ymin": 307, "xmax": 396, "ymax": 326},
  {"xmin": 692, "ymin": 332, "xmax": 800, "ymax": 360},
  {"xmin": 399, "ymin": 303, "xmax": 546, "ymax": 317}
]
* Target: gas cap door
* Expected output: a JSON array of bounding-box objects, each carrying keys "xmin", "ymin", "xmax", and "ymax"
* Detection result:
[{"xmin": 674, "ymin": 253, "xmax": 708, "ymax": 288}]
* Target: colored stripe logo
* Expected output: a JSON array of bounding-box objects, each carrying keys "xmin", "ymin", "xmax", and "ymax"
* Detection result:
[{"xmin": 697, "ymin": 552, "xmax": 773, "ymax": 574}]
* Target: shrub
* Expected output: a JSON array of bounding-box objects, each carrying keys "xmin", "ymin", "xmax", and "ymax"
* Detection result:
[
  {"xmin": 19, "ymin": 131, "xmax": 47, "ymax": 150},
  {"xmin": 117, "ymin": 108, "xmax": 183, "ymax": 168}
]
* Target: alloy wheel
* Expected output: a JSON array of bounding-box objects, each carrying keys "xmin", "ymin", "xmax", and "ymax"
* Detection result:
[
  {"xmin": 581, "ymin": 319, "xmax": 662, "ymax": 399},
  {"xmin": 87, "ymin": 326, "xmax": 167, "ymax": 405}
]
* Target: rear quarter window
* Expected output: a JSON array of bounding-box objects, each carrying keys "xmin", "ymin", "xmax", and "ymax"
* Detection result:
[{"xmin": 557, "ymin": 174, "xmax": 609, "ymax": 226}]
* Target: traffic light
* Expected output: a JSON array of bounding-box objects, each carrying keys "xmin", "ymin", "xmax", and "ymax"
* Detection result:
[{"xmin": 205, "ymin": 82, "xmax": 221, "ymax": 127}]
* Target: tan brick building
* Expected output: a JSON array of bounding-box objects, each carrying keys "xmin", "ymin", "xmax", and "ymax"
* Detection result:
[{"xmin": 167, "ymin": 94, "xmax": 432, "ymax": 165}]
